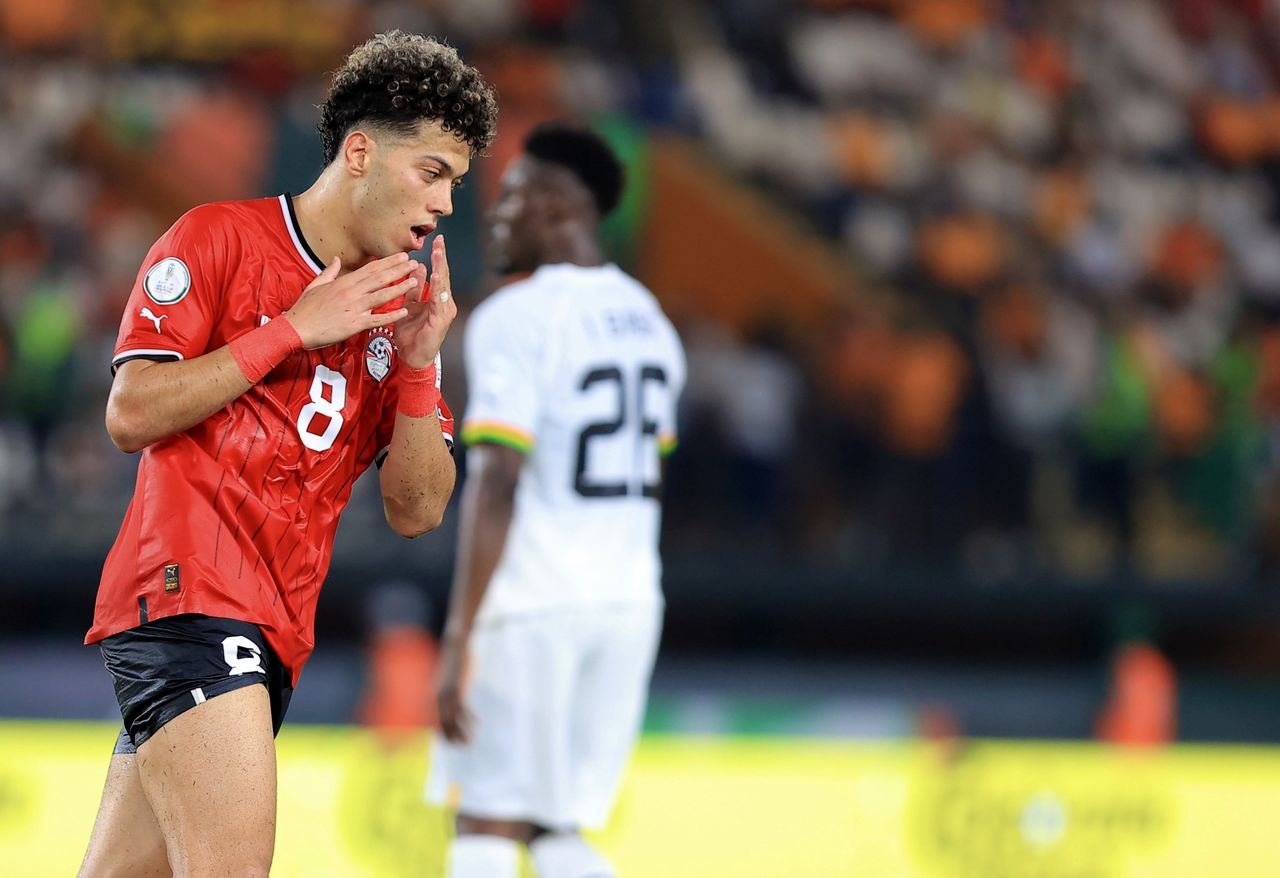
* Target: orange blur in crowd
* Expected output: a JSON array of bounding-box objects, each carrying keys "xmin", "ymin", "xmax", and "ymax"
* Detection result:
[{"xmin": 1096, "ymin": 643, "xmax": 1178, "ymax": 747}]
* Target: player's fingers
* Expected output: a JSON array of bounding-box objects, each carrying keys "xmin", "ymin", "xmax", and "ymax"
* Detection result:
[
  {"xmin": 424, "ymin": 241, "xmax": 453, "ymax": 315},
  {"xmin": 444, "ymin": 708, "xmax": 470, "ymax": 745},
  {"xmin": 356, "ymin": 264, "xmax": 416, "ymax": 296},
  {"xmin": 430, "ymin": 235, "xmax": 451, "ymax": 295},
  {"xmin": 345, "ymin": 253, "xmax": 415, "ymax": 291},
  {"xmin": 428, "ymin": 290, "xmax": 457, "ymax": 326},
  {"xmin": 405, "ymin": 262, "xmax": 429, "ymax": 304},
  {"xmin": 362, "ymin": 251, "xmax": 413, "ymax": 273},
  {"xmin": 367, "ymin": 308, "xmax": 408, "ymax": 328},
  {"xmin": 304, "ymin": 257, "xmax": 341, "ymax": 290},
  {"xmin": 440, "ymin": 696, "xmax": 466, "ymax": 743},
  {"xmin": 368, "ymin": 274, "xmax": 420, "ymax": 307},
  {"xmin": 344, "ymin": 251, "xmax": 408, "ymax": 280}
]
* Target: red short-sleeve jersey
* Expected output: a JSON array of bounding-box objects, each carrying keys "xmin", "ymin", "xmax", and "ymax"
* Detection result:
[{"xmin": 86, "ymin": 195, "xmax": 453, "ymax": 685}]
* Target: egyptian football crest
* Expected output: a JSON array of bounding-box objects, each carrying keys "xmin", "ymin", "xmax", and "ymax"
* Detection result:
[{"xmin": 366, "ymin": 335, "xmax": 394, "ymax": 381}]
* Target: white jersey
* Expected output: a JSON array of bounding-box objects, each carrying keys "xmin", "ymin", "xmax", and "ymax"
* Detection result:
[{"xmin": 461, "ymin": 263, "xmax": 686, "ymax": 623}]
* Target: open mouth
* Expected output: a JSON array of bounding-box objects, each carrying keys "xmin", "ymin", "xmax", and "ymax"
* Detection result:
[{"xmin": 410, "ymin": 225, "xmax": 432, "ymax": 249}]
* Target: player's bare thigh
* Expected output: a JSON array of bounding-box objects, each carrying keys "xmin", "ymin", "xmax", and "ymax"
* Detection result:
[
  {"xmin": 78, "ymin": 750, "xmax": 170, "ymax": 878},
  {"xmin": 136, "ymin": 685, "xmax": 277, "ymax": 878}
]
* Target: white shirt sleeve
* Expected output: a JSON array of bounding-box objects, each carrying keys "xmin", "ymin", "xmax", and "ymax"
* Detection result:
[{"xmin": 461, "ymin": 293, "xmax": 543, "ymax": 451}]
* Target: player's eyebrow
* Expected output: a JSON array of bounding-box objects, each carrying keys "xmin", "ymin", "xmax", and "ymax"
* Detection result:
[{"xmin": 420, "ymin": 154, "xmax": 458, "ymax": 177}]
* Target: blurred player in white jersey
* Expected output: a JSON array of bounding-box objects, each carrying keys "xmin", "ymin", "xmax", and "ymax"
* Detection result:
[{"xmin": 428, "ymin": 123, "xmax": 685, "ymax": 878}]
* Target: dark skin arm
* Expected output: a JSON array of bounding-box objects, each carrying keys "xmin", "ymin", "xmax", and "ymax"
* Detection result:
[{"xmin": 437, "ymin": 442, "xmax": 525, "ymax": 744}]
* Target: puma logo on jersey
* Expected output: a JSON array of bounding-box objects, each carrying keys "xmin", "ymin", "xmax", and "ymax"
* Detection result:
[{"xmin": 139, "ymin": 307, "xmax": 168, "ymax": 334}]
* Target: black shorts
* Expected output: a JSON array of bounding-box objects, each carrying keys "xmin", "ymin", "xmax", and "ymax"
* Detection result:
[{"xmin": 99, "ymin": 614, "xmax": 293, "ymax": 753}]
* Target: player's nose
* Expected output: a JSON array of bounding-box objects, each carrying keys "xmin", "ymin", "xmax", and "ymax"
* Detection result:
[{"xmin": 429, "ymin": 189, "xmax": 454, "ymax": 218}]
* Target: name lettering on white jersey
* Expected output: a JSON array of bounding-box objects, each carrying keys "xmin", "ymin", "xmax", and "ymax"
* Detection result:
[{"xmin": 603, "ymin": 309, "xmax": 656, "ymax": 336}]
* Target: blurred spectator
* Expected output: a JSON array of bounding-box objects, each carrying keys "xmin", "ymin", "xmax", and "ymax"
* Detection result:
[
  {"xmin": 1096, "ymin": 640, "xmax": 1178, "ymax": 747},
  {"xmin": 358, "ymin": 581, "xmax": 440, "ymax": 746},
  {"xmin": 718, "ymin": 322, "xmax": 806, "ymax": 538}
]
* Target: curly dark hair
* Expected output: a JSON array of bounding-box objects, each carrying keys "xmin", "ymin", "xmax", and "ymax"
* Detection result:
[
  {"xmin": 524, "ymin": 122, "xmax": 625, "ymax": 216},
  {"xmin": 319, "ymin": 31, "xmax": 497, "ymax": 165}
]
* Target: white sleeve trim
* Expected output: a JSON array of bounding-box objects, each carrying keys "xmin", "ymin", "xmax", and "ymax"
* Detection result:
[{"xmin": 112, "ymin": 348, "xmax": 185, "ymax": 365}]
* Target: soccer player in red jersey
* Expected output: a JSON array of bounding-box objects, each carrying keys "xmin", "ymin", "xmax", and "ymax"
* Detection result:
[{"xmin": 77, "ymin": 32, "xmax": 497, "ymax": 877}]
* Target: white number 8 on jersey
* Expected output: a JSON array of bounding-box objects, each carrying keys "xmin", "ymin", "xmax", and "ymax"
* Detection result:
[{"xmin": 296, "ymin": 365, "xmax": 347, "ymax": 451}]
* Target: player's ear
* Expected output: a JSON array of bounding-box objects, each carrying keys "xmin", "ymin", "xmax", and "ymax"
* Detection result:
[
  {"xmin": 342, "ymin": 130, "xmax": 373, "ymax": 177},
  {"xmin": 542, "ymin": 185, "xmax": 582, "ymax": 225},
  {"xmin": 552, "ymin": 178, "xmax": 599, "ymax": 225}
]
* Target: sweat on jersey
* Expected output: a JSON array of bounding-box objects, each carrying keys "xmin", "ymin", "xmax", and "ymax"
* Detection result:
[
  {"xmin": 461, "ymin": 263, "xmax": 686, "ymax": 623},
  {"xmin": 86, "ymin": 195, "xmax": 453, "ymax": 686}
]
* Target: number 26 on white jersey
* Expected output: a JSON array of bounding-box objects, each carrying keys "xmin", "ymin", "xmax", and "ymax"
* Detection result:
[{"xmin": 573, "ymin": 363, "xmax": 667, "ymax": 499}]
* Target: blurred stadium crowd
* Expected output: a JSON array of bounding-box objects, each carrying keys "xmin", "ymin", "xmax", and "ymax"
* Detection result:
[
  {"xmin": 676, "ymin": 0, "xmax": 1280, "ymax": 585},
  {"xmin": 5, "ymin": 0, "xmax": 1280, "ymax": 596}
]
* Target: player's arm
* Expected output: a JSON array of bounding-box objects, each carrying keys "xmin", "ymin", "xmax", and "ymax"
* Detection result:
[
  {"xmin": 437, "ymin": 442, "xmax": 523, "ymax": 744},
  {"xmin": 377, "ymin": 236, "xmax": 459, "ymax": 538},
  {"xmin": 106, "ymin": 255, "xmax": 419, "ymax": 453},
  {"xmin": 378, "ymin": 403, "xmax": 456, "ymax": 538},
  {"xmin": 107, "ymin": 352, "xmax": 254, "ymax": 452},
  {"xmin": 436, "ymin": 281, "xmax": 539, "ymax": 742}
]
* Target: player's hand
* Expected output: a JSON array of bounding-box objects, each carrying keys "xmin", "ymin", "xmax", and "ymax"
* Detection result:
[
  {"xmin": 437, "ymin": 633, "xmax": 474, "ymax": 745},
  {"xmin": 284, "ymin": 253, "xmax": 419, "ymax": 350},
  {"xmin": 394, "ymin": 236, "xmax": 458, "ymax": 370}
]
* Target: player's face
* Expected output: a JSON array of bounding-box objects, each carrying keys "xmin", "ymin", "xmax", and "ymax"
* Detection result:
[
  {"xmin": 354, "ymin": 119, "xmax": 471, "ymax": 258},
  {"xmin": 488, "ymin": 155, "xmax": 549, "ymax": 275}
]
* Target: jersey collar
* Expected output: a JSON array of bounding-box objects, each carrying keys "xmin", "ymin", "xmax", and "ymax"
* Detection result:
[{"xmin": 278, "ymin": 194, "xmax": 324, "ymax": 276}]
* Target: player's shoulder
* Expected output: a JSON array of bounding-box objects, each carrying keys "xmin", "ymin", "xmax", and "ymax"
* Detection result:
[
  {"xmin": 470, "ymin": 272, "xmax": 555, "ymax": 328},
  {"xmin": 471, "ymin": 264, "xmax": 676, "ymax": 335},
  {"xmin": 601, "ymin": 264, "xmax": 662, "ymax": 307},
  {"xmin": 603, "ymin": 266, "xmax": 682, "ymax": 338},
  {"xmin": 174, "ymin": 197, "xmax": 274, "ymax": 229},
  {"xmin": 164, "ymin": 197, "xmax": 278, "ymax": 246}
]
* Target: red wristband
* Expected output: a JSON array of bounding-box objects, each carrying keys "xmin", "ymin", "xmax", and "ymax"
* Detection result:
[
  {"xmin": 229, "ymin": 317, "xmax": 303, "ymax": 384},
  {"xmin": 398, "ymin": 360, "xmax": 441, "ymax": 418}
]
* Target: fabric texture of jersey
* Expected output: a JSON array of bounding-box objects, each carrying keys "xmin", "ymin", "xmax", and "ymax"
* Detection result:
[
  {"xmin": 87, "ymin": 195, "xmax": 453, "ymax": 684},
  {"xmin": 460, "ymin": 263, "xmax": 685, "ymax": 623}
]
